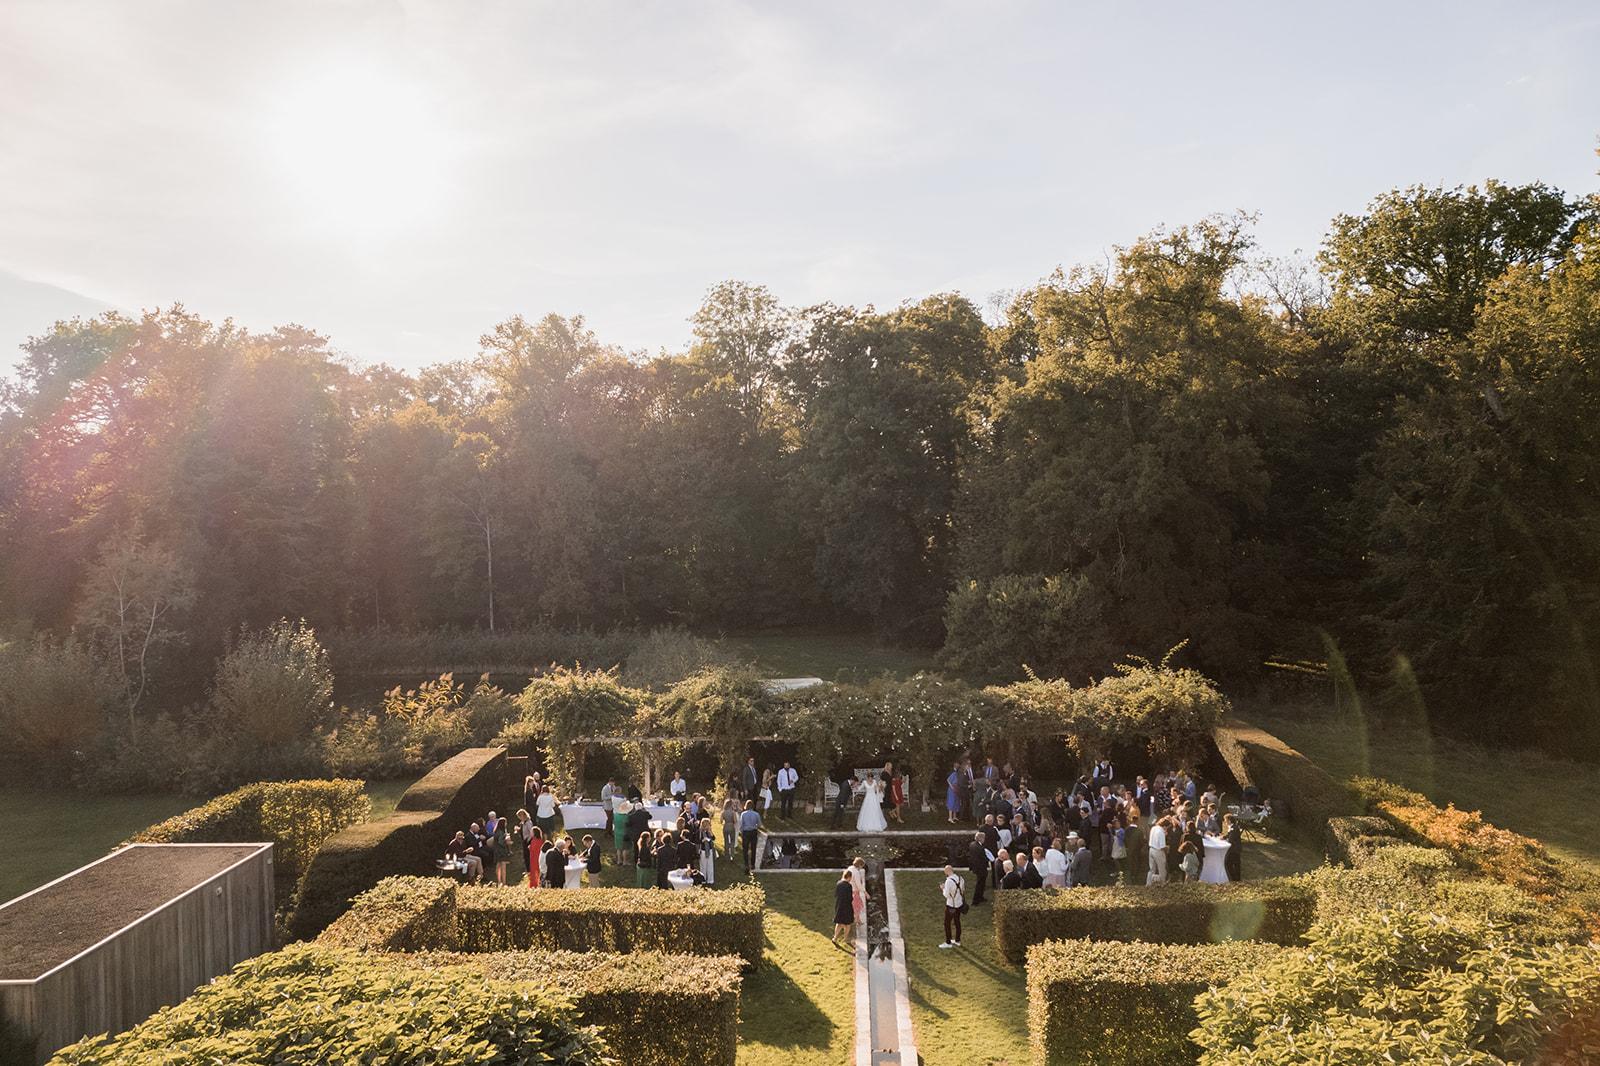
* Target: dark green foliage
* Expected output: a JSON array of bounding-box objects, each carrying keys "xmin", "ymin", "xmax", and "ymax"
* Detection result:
[
  {"xmin": 48, "ymin": 943, "xmax": 611, "ymax": 1066},
  {"xmin": 1027, "ymin": 938, "xmax": 1285, "ymax": 1066},
  {"xmin": 411, "ymin": 949, "xmax": 743, "ymax": 1066},
  {"xmin": 454, "ymin": 882, "xmax": 766, "ymax": 965},
  {"xmin": 1192, "ymin": 908, "xmax": 1600, "ymax": 1065},
  {"xmin": 994, "ymin": 880, "xmax": 1318, "ymax": 965},
  {"xmin": 289, "ymin": 747, "xmax": 504, "ymax": 938},
  {"xmin": 1211, "ymin": 718, "xmax": 1357, "ymax": 835}
]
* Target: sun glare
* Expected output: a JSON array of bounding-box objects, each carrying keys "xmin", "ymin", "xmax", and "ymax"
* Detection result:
[{"xmin": 259, "ymin": 60, "xmax": 457, "ymax": 241}]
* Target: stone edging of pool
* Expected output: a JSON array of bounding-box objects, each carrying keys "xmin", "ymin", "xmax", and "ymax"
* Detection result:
[{"xmin": 880, "ymin": 869, "xmax": 920, "ymax": 1065}]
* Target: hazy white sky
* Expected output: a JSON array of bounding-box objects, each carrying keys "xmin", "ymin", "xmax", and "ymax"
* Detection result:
[{"xmin": 2, "ymin": 0, "xmax": 1597, "ymax": 372}]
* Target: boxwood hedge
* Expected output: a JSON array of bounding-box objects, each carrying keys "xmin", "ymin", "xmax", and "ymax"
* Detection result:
[
  {"xmin": 994, "ymin": 879, "xmax": 1317, "ymax": 965},
  {"xmin": 131, "ymin": 778, "xmax": 370, "ymax": 885},
  {"xmin": 49, "ymin": 943, "xmax": 610, "ymax": 1066},
  {"xmin": 1211, "ymin": 718, "xmax": 1357, "ymax": 835},
  {"xmin": 289, "ymin": 747, "xmax": 505, "ymax": 938},
  {"xmin": 1027, "ymin": 938, "xmax": 1285, "ymax": 1066},
  {"xmin": 413, "ymin": 949, "xmax": 743, "ymax": 1066},
  {"xmin": 317, "ymin": 875, "xmax": 459, "ymax": 952},
  {"xmin": 455, "ymin": 882, "xmax": 765, "ymax": 965}
]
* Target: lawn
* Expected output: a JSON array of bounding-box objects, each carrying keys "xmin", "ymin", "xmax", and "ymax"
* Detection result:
[
  {"xmin": 741, "ymin": 872, "xmax": 857, "ymax": 1066},
  {"xmin": 895, "ymin": 870, "xmax": 1028, "ymax": 1066},
  {"xmin": 0, "ymin": 776, "xmax": 418, "ymax": 905},
  {"xmin": 720, "ymin": 628, "xmax": 936, "ymax": 681},
  {"xmin": 1246, "ymin": 700, "xmax": 1600, "ymax": 865}
]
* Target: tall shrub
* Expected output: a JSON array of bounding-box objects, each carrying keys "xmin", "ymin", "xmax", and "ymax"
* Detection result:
[
  {"xmin": 0, "ymin": 634, "xmax": 121, "ymax": 763},
  {"xmin": 659, "ymin": 666, "xmax": 770, "ymax": 787},
  {"xmin": 209, "ymin": 619, "xmax": 334, "ymax": 750},
  {"xmin": 516, "ymin": 666, "xmax": 643, "ymax": 792}
]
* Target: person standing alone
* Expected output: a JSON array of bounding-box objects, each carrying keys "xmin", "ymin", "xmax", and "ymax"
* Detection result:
[
  {"xmin": 832, "ymin": 869, "xmax": 855, "ymax": 948},
  {"xmin": 777, "ymin": 761, "xmax": 799, "ymax": 819},
  {"xmin": 939, "ymin": 865, "xmax": 965, "ymax": 948}
]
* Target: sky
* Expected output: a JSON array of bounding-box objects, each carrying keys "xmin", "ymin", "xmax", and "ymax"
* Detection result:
[{"xmin": 2, "ymin": 0, "xmax": 1597, "ymax": 374}]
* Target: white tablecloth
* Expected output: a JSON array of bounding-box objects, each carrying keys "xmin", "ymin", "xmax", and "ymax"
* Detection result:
[
  {"xmin": 997, "ymin": 828, "xmax": 1013, "ymax": 849},
  {"xmin": 644, "ymin": 803, "xmax": 682, "ymax": 828},
  {"xmin": 559, "ymin": 803, "xmax": 610, "ymax": 830},
  {"xmin": 667, "ymin": 871, "xmax": 696, "ymax": 891},
  {"xmin": 563, "ymin": 860, "xmax": 586, "ymax": 890},
  {"xmin": 1200, "ymin": 837, "xmax": 1231, "ymax": 884}
]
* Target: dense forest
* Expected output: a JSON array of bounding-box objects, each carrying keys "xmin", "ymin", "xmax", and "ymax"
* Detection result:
[{"xmin": 2, "ymin": 173, "xmax": 1598, "ymax": 757}]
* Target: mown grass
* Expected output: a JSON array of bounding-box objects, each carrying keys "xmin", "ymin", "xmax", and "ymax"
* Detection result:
[
  {"xmin": 1247, "ymin": 699, "xmax": 1600, "ymax": 864},
  {"xmin": 741, "ymin": 872, "xmax": 857, "ymax": 1066},
  {"xmin": 895, "ymin": 869, "xmax": 1028, "ymax": 1066},
  {"xmin": 0, "ymin": 777, "xmax": 417, "ymax": 905},
  {"xmin": 720, "ymin": 629, "xmax": 936, "ymax": 682}
]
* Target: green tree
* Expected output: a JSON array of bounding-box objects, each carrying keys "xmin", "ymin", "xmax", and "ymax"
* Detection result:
[
  {"xmin": 74, "ymin": 527, "xmax": 196, "ymax": 729},
  {"xmin": 947, "ymin": 216, "xmax": 1298, "ymax": 681}
]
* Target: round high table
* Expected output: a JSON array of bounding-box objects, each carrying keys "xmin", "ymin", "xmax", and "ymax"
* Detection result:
[
  {"xmin": 667, "ymin": 871, "xmax": 695, "ymax": 891},
  {"xmin": 562, "ymin": 860, "xmax": 586, "ymax": 890},
  {"xmin": 1200, "ymin": 836, "xmax": 1232, "ymax": 883}
]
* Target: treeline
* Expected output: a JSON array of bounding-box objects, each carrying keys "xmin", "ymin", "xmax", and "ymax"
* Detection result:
[{"xmin": 2, "ymin": 173, "xmax": 1598, "ymax": 755}]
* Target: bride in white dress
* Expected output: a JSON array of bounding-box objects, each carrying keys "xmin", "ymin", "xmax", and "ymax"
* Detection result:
[{"xmin": 856, "ymin": 772, "xmax": 889, "ymax": 833}]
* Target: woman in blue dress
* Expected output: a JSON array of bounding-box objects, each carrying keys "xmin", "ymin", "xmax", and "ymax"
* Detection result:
[{"xmin": 946, "ymin": 763, "xmax": 962, "ymax": 824}]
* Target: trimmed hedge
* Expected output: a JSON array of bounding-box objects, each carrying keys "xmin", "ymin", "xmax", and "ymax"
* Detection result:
[
  {"xmin": 1313, "ymin": 842, "xmax": 1590, "ymax": 945},
  {"xmin": 49, "ymin": 943, "xmax": 610, "ymax": 1066},
  {"xmin": 1351, "ymin": 776, "xmax": 1600, "ymax": 938},
  {"xmin": 289, "ymin": 747, "xmax": 506, "ymax": 938},
  {"xmin": 1211, "ymin": 717, "xmax": 1357, "ymax": 835},
  {"xmin": 318, "ymin": 876, "xmax": 459, "ymax": 952},
  {"xmin": 1322, "ymin": 814, "xmax": 1401, "ymax": 866},
  {"xmin": 412, "ymin": 950, "xmax": 743, "ymax": 1066},
  {"xmin": 1027, "ymin": 938, "xmax": 1285, "ymax": 1066},
  {"xmin": 130, "ymin": 778, "xmax": 370, "ymax": 885},
  {"xmin": 455, "ymin": 882, "xmax": 766, "ymax": 965},
  {"xmin": 994, "ymin": 880, "xmax": 1317, "ymax": 965}
]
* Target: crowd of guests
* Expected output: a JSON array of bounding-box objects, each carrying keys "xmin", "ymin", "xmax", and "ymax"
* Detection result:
[
  {"xmin": 925, "ymin": 757, "xmax": 1250, "ymax": 949},
  {"xmin": 440, "ymin": 769, "xmax": 780, "ymax": 890}
]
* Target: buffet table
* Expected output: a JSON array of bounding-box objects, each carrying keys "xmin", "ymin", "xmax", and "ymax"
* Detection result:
[{"xmin": 558, "ymin": 803, "xmax": 611, "ymax": 830}]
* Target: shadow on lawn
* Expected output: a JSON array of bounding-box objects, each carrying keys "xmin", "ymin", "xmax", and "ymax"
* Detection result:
[{"xmin": 739, "ymin": 961, "xmax": 835, "ymax": 1050}]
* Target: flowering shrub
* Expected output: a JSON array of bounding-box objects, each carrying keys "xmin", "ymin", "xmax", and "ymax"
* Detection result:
[{"xmin": 517, "ymin": 666, "xmax": 646, "ymax": 791}]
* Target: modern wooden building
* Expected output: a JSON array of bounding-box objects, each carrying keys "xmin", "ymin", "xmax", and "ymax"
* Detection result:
[{"xmin": 0, "ymin": 842, "xmax": 274, "ymax": 1064}]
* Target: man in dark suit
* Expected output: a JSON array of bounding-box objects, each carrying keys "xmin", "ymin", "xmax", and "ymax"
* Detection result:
[
  {"xmin": 830, "ymin": 773, "xmax": 855, "ymax": 828},
  {"xmin": 1134, "ymin": 776, "xmax": 1157, "ymax": 818},
  {"xmin": 741, "ymin": 757, "xmax": 759, "ymax": 801},
  {"xmin": 1019, "ymin": 851, "xmax": 1044, "ymax": 889},
  {"xmin": 967, "ymin": 833, "xmax": 990, "ymax": 905},
  {"xmin": 544, "ymin": 838, "xmax": 568, "ymax": 888},
  {"xmin": 981, "ymin": 815, "xmax": 1001, "ymax": 856}
]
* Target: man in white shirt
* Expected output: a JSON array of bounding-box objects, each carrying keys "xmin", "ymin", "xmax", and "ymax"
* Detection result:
[
  {"xmin": 776, "ymin": 762, "xmax": 799, "ymax": 819},
  {"xmin": 1147, "ymin": 818, "xmax": 1169, "ymax": 884},
  {"xmin": 600, "ymin": 778, "xmax": 617, "ymax": 814},
  {"xmin": 939, "ymin": 865, "xmax": 965, "ymax": 948},
  {"xmin": 669, "ymin": 772, "xmax": 687, "ymax": 800}
]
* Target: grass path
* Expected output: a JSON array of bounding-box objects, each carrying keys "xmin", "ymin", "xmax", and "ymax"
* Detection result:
[
  {"xmin": 895, "ymin": 870, "xmax": 1029, "ymax": 1066},
  {"xmin": 1248, "ymin": 701, "xmax": 1600, "ymax": 864},
  {"xmin": 740, "ymin": 872, "xmax": 857, "ymax": 1066}
]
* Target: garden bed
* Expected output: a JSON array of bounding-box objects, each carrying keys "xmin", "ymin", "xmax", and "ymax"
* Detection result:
[{"xmin": 0, "ymin": 844, "xmax": 264, "ymax": 979}]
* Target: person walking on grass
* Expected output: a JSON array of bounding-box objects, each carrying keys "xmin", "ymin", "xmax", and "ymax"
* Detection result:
[
  {"xmin": 939, "ymin": 864, "xmax": 965, "ymax": 948},
  {"xmin": 832, "ymin": 869, "xmax": 856, "ymax": 948},
  {"xmin": 739, "ymin": 800, "xmax": 763, "ymax": 868}
]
